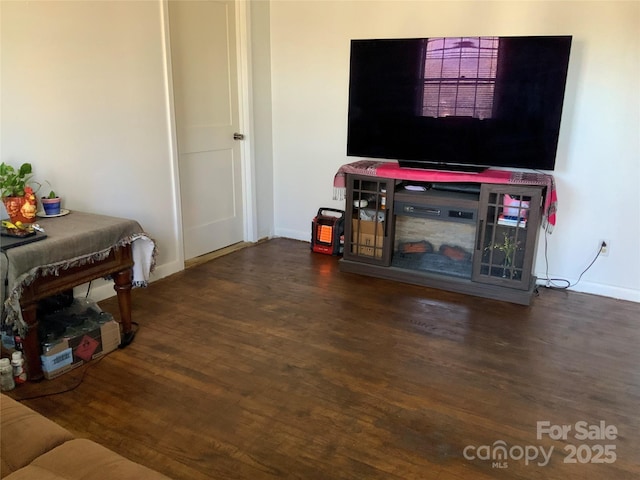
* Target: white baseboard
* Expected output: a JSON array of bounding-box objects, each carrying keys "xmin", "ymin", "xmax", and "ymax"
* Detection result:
[
  {"xmin": 274, "ymin": 228, "xmax": 309, "ymax": 242},
  {"xmin": 567, "ymin": 281, "xmax": 640, "ymax": 303},
  {"xmin": 535, "ymin": 272, "xmax": 640, "ymax": 303}
]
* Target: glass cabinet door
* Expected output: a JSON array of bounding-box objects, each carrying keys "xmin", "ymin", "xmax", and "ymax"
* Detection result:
[
  {"xmin": 472, "ymin": 185, "xmax": 543, "ymax": 290},
  {"xmin": 343, "ymin": 175, "xmax": 394, "ymax": 265}
]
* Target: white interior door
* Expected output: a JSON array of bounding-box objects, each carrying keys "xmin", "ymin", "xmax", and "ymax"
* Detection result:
[{"xmin": 169, "ymin": 0, "xmax": 244, "ymax": 260}]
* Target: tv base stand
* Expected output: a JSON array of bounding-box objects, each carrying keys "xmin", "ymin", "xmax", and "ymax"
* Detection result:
[
  {"xmin": 337, "ymin": 165, "xmax": 553, "ymax": 305},
  {"xmin": 398, "ymin": 160, "xmax": 488, "ymax": 173}
]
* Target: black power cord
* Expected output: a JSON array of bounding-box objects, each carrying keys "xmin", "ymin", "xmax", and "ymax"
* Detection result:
[
  {"xmin": 540, "ymin": 226, "xmax": 603, "ymax": 290},
  {"xmin": 13, "ymin": 321, "xmax": 139, "ymax": 401},
  {"xmin": 12, "ymin": 354, "xmax": 106, "ymax": 401}
]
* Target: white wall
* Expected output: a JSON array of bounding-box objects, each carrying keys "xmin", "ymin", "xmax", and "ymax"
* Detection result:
[
  {"xmin": 1, "ymin": 0, "xmax": 276, "ymax": 302},
  {"xmin": 1, "ymin": 0, "xmax": 184, "ymax": 297},
  {"xmin": 2, "ymin": 1, "xmax": 639, "ymax": 304},
  {"xmin": 269, "ymin": 0, "xmax": 640, "ymax": 302},
  {"xmin": 250, "ymin": 0, "xmax": 275, "ymax": 240}
]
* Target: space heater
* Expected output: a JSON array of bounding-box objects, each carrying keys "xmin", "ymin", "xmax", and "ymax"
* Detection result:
[{"xmin": 311, "ymin": 208, "xmax": 345, "ymax": 255}]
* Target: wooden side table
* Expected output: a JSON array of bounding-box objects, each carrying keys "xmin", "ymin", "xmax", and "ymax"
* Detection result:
[{"xmin": 1, "ymin": 211, "xmax": 153, "ymax": 381}]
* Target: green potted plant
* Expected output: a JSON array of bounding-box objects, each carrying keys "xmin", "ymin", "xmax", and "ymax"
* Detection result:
[
  {"xmin": 41, "ymin": 188, "xmax": 62, "ymax": 216},
  {"xmin": 0, "ymin": 162, "xmax": 38, "ymax": 224}
]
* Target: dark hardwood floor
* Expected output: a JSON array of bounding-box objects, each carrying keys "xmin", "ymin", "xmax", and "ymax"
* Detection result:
[{"xmin": 7, "ymin": 238, "xmax": 640, "ymax": 479}]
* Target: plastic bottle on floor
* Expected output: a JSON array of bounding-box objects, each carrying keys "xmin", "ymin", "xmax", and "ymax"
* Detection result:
[
  {"xmin": 0, "ymin": 358, "xmax": 15, "ymax": 391},
  {"xmin": 11, "ymin": 351, "xmax": 27, "ymax": 385}
]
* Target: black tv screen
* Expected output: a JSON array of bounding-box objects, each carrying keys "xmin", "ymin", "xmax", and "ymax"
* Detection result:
[{"xmin": 347, "ymin": 36, "xmax": 572, "ymax": 171}]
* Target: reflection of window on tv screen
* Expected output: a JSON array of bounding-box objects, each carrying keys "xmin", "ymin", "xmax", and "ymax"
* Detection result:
[{"xmin": 421, "ymin": 37, "xmax": 498, "ymax": 120}]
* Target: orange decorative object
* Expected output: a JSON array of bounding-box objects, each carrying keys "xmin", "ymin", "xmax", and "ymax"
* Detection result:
[{"xmin": 3, "ymin": 188, "xmax": 37, "ymax": 224}]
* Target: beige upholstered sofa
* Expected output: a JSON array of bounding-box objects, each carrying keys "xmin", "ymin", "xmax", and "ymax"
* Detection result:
[{"xmin": 1, "ymin": 394, "xmax": 171, "ymax": 480}]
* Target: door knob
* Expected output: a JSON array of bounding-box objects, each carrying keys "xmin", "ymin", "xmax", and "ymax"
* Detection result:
[{"xmin": 233, "ymin": 133, "xmax": 245, "ymax": 140}]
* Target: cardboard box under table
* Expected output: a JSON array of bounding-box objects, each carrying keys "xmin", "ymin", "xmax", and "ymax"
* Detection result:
[
  {"xmin": 352, "ymin": 219, "xmax": 384, "ymax": 258},
  {"xmin": 40, "ymin": 318, "xmax": 121, "ymax": 380}
]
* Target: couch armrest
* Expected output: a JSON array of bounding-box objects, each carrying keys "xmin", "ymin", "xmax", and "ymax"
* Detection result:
[{"xmin": 1, "ymin": 394, "xmax": 74, "ymax": 478}]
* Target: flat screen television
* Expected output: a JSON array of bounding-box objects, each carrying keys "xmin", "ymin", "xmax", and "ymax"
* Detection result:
[{"xmin": 347, "ymin": 36, "xmax": 572, "ymax": 171}]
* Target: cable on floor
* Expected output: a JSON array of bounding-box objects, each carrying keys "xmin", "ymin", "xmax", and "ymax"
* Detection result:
[
  {"xmin": 13, "ymin": 321, "xmax": 139, "ymax": 401},
  {"xmin": 539, "ymin": 226, "xmax": 602, "ymax": 290}
]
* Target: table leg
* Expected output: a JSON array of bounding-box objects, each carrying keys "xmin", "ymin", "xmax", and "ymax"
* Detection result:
[
  {"xmin": 112, "ymin": 267, "xmax": 135, "ymax": 347},
  {"xmin": 20, "ymin": 302, "xmax": 44, "ymax": 381}
]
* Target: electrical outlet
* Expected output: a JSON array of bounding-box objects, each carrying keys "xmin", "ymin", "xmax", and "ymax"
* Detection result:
[{"xmin": 599, "ymin": 240, "xmax": 609, "ymax": 257}]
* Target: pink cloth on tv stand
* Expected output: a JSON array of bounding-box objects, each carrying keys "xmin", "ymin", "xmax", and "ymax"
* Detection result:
[{"xmin": 333, "ymin": 160, "xmax": 557, "ymax": 232}]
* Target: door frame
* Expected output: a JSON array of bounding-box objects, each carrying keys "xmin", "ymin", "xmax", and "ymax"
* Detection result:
[{"xmin": 161, "ymin": 0, "xmax": 257, "ymax": 266}]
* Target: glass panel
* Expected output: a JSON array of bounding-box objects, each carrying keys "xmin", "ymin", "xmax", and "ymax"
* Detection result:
[
  {"xmin": 393, "ymin": 216, "xmax": 475, "ymax": 278},
  {"xmin": 349, "ymin": 177, "xmax": 388, "ymax": 261},
  {"xmin": 478, "ymin": 189, "xmax": 532, "ymax": 283}
]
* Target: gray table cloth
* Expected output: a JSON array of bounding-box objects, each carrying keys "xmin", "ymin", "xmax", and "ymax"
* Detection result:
[{"xmin": 1, "ymin": 211, "xmax": 156, "ymax": 335}]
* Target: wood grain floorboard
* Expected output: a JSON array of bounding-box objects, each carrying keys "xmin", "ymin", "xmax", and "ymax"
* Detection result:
[{"xmin": 7, "ymin": 238, "xmax": 640, "ymax": 479}]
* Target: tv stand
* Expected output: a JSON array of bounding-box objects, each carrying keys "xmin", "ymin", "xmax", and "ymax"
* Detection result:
[{"xmin": 340, "ymin": 171, "xmax": 546, "ymax": 305}]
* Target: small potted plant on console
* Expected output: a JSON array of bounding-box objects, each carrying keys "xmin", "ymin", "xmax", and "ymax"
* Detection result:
[{"xmin": 41, "ymin": 188, "xmax": 62, "ymax": 216}]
